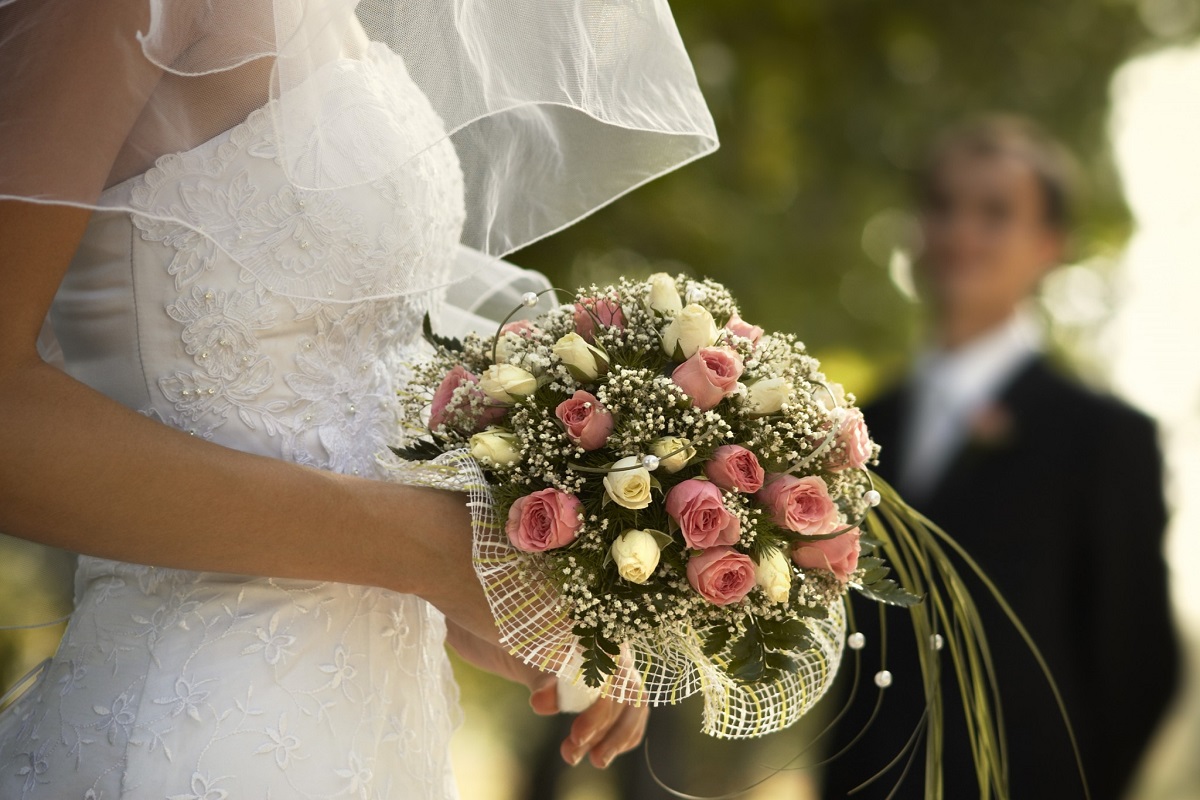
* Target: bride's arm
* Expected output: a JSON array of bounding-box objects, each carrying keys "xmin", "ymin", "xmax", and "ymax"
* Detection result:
[
  {"xmin": 0, "ymin": 0, "xmax": 493, "ymax": 642},
  {"xmin": 0, "ymin": 0, "xmax": 645, "ymax": 765}
]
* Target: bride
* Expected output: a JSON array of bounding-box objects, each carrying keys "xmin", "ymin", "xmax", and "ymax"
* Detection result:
[{"xmin": 0, "ymin": 0, "xmax": 717, "ymax": 796}]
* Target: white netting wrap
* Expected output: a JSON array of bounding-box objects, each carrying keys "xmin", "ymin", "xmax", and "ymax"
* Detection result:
[{"xmin": 386, "ymin": 449, "xmax": 846, "ymax": 739}]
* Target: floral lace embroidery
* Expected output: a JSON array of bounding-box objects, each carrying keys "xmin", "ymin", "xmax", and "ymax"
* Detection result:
[{"xmin": 0, "ymin": 59, "xmax": 466, "ymax": 800}]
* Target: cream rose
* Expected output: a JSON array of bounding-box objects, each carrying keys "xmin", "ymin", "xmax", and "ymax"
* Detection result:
[
  {"xmin": 662, "ymin": 303, "xmax": 719, "ymax": 359},
  {"xmin": 651, "ymin": 436, "xmax": 695, "ymax": 474},
  {"xmin": 603, "ymin": 456, "xmax": 653, "ymax": 510},
  {"xmin": 552, "ymin": 332, "xmax": 607, "ymax": 382},
  {"xmin": 469, "ymin": 428, "xmax": 521, "ymax": 466},
  {"xmin": 647, "ymin": 273, "xmax": 683, "ymax": 315},
  {"xmin": 479, "ymin": 364, "xmax": 538, "ymax": 403},
  {"xmin": 754, "ymin": 547, "xmax": 793, "ymax": 603},
  {"xmin": 743, "ymin": 377, "xmax": 792, "ymax": 416},
  {"xmin": 610, "ymin": 529, "xmax": 662, "ymax": 584}
]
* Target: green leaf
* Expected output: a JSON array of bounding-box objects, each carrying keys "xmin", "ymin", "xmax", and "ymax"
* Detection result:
[
  {"xmin": 422, "ymin": 312, "xmax": 464, "ymax": 354},
  {"xmin": 855, "ymin": 577, "xmax": 922, "ymax": 608},
  {"xmin": 759, "ymin": 617, "xmax": 814, "ymax": 652},
  {"xmin": 701, "ymin": 624, "xmax": 733, "ymax": 657},
  {"xmin": 764, "ymin": 651, "xmax": 799, "ymax": 674},
  {"xmin": 390, "ymin": 438, "xmax": 446, "ymax": 462},
  {"xmin": 574, "ymin": 626, "xmax": 619, "ymax": 688}
]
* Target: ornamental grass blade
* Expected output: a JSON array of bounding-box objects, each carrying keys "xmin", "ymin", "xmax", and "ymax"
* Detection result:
[{"xmin": 861, "ymin": 474, "xmax": 1090, "ymax": 800}]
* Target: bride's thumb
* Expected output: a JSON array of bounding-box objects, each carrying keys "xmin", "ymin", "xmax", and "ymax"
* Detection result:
[{"xmin": 529, "ymin": 678, "xmax": 559, "ymax": 716}]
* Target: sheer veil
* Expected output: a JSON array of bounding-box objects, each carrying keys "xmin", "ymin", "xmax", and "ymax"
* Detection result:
[{"xmin": 0, "ymin": 0, "xmax": 718, "ymax": 302}]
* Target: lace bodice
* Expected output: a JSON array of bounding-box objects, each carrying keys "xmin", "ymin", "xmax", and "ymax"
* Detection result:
[
  {"xmin": 0, "ymin": 46, "xmax": 469, "ymax": 800},
  {"xmin": 53, "ymin": 49, "xmax": 466, "ymax": 475}
]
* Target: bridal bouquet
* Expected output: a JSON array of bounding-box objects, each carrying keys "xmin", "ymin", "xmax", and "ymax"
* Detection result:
[{"xmin": 393, "ymin": 275, "xmax": 922, "ymax": 738}]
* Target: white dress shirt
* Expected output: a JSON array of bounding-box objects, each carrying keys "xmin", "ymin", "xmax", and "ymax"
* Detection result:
[{"xmin": 898, "ymin": 308, "xmax": 1044, "ymax": 500}]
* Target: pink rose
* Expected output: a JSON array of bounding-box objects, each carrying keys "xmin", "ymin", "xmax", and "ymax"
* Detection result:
[
  {"xmin": 827, "ymin": 408, "xmax": 873, "ymax": 472},
  {"xmin": 686, "ymin": 546, "xmax": 756, "ymax": 606},
  {"xmin": 554, "ymin": 390, "xmax": 614, "ymax": 451},
  {"xmin": 429, "ymin": 365, "xmax": 505, "ymax": 433},
  {"xmin": 724, "ymin": 312, "xmax": 764, "ymax": 346},
  {"xmin": 704, "ymin": 445, "xmax": 765, "ymax": 493},
  {"xmin": 665, "ymin": 479, "xmax": 741, "ymax": 549},
  {"xmin": 501, "ymin": 319, "xmax": 537, "ymax": 337},
  {"xmin": 671, "ymin": 347, "xmax": 744, "ymax": 411},
  {"xmin": 756, "ymin": 474, "xmax": 839, "ymax": 535},
  {"xmin": 573, "ymin": 296, "xmax": 626, "ymax": 342},
  {"xmin": 505, "ymin": 488, "xmax": 583, "ymax": 553},
  {"xmin": 792, "ymin": 529, "xmax": 861, "ymax": 583}
]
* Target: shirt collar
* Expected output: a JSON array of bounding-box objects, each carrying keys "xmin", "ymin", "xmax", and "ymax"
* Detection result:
[{"xmin": 910, "ymin": 306, "xmax": 1044, "ymax": 414}]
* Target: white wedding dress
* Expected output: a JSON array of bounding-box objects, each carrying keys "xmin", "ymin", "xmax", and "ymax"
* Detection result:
[{"xmin": 0, "ymin": 46, "xmax": 469, "ymax": 800}]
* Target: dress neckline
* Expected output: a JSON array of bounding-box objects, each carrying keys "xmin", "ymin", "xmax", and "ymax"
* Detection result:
[{"xmin": 98, "ymin": 104, "xmax": 272, "ymax": 204}]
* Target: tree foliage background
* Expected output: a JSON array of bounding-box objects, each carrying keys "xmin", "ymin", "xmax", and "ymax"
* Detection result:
[{"xmin": 515, "ymin": 0, "xmax": 1195, "ymax": 395}]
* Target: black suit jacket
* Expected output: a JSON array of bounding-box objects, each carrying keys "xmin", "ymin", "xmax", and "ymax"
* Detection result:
[{"xmin": 822, "ymin": 357, "xmax": 1179, "ymax": 800}]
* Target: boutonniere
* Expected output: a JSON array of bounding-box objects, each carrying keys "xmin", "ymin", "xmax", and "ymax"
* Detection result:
[{"xmin": 967, "ymin": 403, "xmax": 1015, "ymax": 449}]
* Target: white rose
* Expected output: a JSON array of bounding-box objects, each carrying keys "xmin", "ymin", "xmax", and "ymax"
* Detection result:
[
  {"xmin": 650, "ymin": 436, "xmax": 695, "ymax": 474},
  {"xmin": 479, "ymin": 364, "xmax": 538, "ymax": 403},
  {"xmin": 610, "ymin": 529, "xmax": 662, "ymax": 584},
  {"xmin": 603, "ymin": 456, "xmax": 653, "ymax": 510},
  {"xmin": 494, "ymin": 333, "xmax": 522, "ymax": 365},
  {"xmin": 469, "ymin": 428, "xmax": 521, "ymax": 466},
  {"xmin": 815, "ymin": 380, "xmax": 848, "ymax": 412},
  {"xmin": 661, "ymin": 303, "xmax": 719, "ymax": 359},
  {"xmin": 646, "ymin": 273, "xmax": 683, "ymax": 315},
  {"xmin": 744, "ymin": 377, "xmax": 792, "ymax": 416},
  {"xmin": 755, "ymin": 548, "xmax": 793, "ymax": 603},
  {"xmin": 552, "ymin": 332, "xmax": 607, "ymax": 381}
]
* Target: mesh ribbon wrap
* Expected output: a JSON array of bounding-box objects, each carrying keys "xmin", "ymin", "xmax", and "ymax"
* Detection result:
[{"xmin": 385, "ymin": 449, "xmax": 846, "ymax": 739}]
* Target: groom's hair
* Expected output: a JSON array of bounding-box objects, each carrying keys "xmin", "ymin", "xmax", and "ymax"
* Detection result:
[{"xmin": 917, "ymin": 114, "xmax": 1079, "ymax": 233}]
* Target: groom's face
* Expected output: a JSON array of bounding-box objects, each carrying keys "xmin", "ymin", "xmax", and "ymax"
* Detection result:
[{"xmin": 915, "ymin": 149, "xmax": 1063, "ymax": 323}]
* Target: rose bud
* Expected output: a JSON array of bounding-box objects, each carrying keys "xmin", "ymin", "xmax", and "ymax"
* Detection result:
[
  {"xmin": 573, "ymin": 296, "xmax": 626, "ymax": 342},
  {"xmin": 743, "ymin": 376, "xmax": 792, "ymax": 416},
  {"xmin": 662, "ymin": 303, "xmax": 719, "ymax": 359},
  {"xmin": 551, "ymin": 332, "xmax": 607, "ymax": 382},
  {"xmin": 505, "ymin": 488, "xmax": 583, "ymax": 553},
  {"xmin": 792, "ymin": 529, "xmax": 862, "ymax": 583},
  {"xmin": 479, "ymin": 363, "xmax": 538, "ymax": 403},
  {"xmin": 724, "ymin": 312, "xmax": 764, "ymax": 346},
  {"xmin": 672, "ymin": 346, "xmax": 744, "ymax": 411},
  {"xmin": 756, "ymin": 474, "xmax": 840, "ymax": 536},
  {"xmin": 555, "ymin": 390, "xmax": 614, "ymax": 451},
  {"xmin": 755, "ymin": 547, "xmax": 793, "ymax": 603},
  {"xmin": 647, "ymin": 272, "xmax": 683, "ymax": 315},
  {"xmin": 666, "ymin": 479, "xmax": 741, "ymax": 549},
  {"xmin": 650, "ymin": 436, "xmax": 695, "ymax": 474},
  {"xmin": 610, "ymin": 529, "xmax": 662, "ymax": 584},
  {"xmin": 603, "ymin": 456, "xmax": 653, "ymax": 510},
  {"xmin": 826, "ymin": 407, "xmax": 873, "ymax": 472},
  {"xmin": 686, "ymin": 546, "xmax": 756, "ymax": 606},
  {"xmin": 704, "ymin": 445, "xmax": 765, "ymax": 493},
  {"xmin": 469, "ymin": 427, "xmax": 521, "ymax": 467}
]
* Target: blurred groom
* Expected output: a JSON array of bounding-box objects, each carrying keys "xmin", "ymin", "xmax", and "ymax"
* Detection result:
[{"xmin": 822, "ymin": 116, "xmax": 1179, "ymax": 800}]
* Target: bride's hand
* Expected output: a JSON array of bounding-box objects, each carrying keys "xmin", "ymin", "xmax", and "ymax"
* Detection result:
[{"xmin": 445, "ymin": 621, "xmax": 649, "ymax": 769}]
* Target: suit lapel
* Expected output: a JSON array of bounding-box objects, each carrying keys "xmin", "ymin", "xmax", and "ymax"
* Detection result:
[{"xmin": 920, "ymin": 356, "xmax": 1044, "ymax": 510}]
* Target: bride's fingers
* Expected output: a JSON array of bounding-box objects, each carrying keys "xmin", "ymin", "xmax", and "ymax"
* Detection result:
[
  {"xmin": 528, "ymin": 679, "xmax": 558, "ymax": 715},
  {"xmin": 560, "ymin": 697, "xmax": 620, "ymax": 766},
  {"xmin": 587, "ymin": 703, "xmax": 649, "ymax": 770}
]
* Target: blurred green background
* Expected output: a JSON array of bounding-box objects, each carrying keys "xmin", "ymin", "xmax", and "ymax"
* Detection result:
[
  {"xmin": 517, "ymin": 0, "xmax": 1184, "ymax": 395},
  {"xmin": 5, "ymin": 0, "xmax": 1200, "ymax": 797}
]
